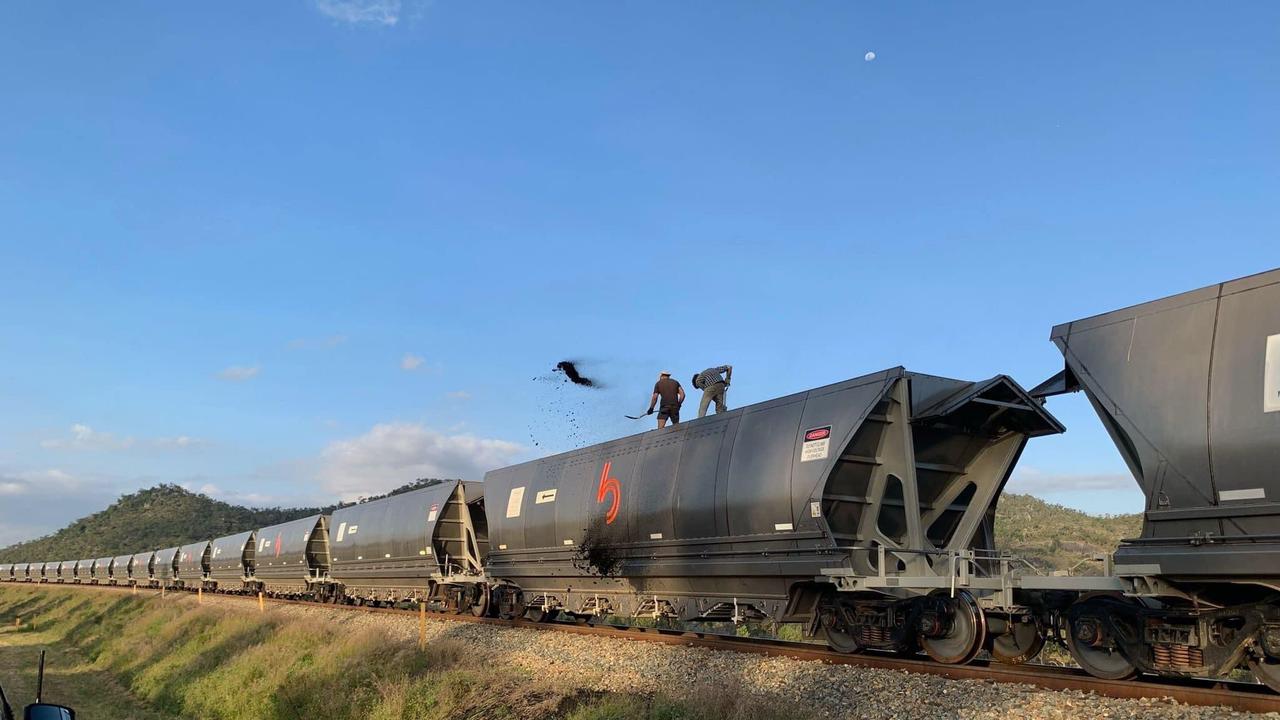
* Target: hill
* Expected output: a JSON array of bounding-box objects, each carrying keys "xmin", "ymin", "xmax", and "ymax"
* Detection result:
[
  {"xmin": 0, "ymin": 479, "xmax": 453, "ymax": 563},
  {"xmin": 994, "ymin": 493, "xmax": 1143, "ymax": 573},
  {"xmin": 0, "ymin": 485, "xmax": 323, "ymax": 563}
]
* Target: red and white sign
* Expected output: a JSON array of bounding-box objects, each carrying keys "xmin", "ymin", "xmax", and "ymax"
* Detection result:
[{"xmin": 801, "ymin": 426, "xmax": 832, "ymax": 463}]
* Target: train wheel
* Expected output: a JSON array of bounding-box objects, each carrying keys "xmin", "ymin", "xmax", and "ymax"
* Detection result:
[
  {"xmin": 990, "ymin": 618, "xmax": 1045, "ymax": 665},
  {"xmin": 1065, "ymin": 598, "xmax": 1137, "ymax": 680},
  {"xmin": 525, "ymin": 607, "xmax": 560, "ymax": 623},
  {"xmin": 818, "ymin": 625, "xmax": 860, "ymax": 654},
  {"xmin": 815, "ymin": 601, "xmax": 860, "ymax": 653},
  {"xmin": 919, "ymin": 590, "xmax": 986, "ymax": 665},
  {"xmin": 1249, "ymin": 658, "xmax": 1280, "ymax": 693},
  {"xmin": 469, "ymin": 585, "xmax": 490, "ymax": 618}
]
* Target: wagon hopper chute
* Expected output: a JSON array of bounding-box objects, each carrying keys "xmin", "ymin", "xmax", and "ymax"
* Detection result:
[
  {"xmin": 328, "ymin": 481, "xmax": 487, "ymax": 611},
  {"xmin": 483, "ymin": 366, "xmax": 1064, "ymax": 663}
]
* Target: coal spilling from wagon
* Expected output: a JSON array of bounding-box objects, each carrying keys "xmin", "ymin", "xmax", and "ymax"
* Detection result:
[
  {"xmin": 529, "ymin": 359, "xmax": 626, "ymax": 450},
  {"xmin": 553, "ymin": 360, "xmax": 596, "ymax": 387}
]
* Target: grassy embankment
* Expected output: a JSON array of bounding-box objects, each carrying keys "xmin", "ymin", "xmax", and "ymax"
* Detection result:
[{"xmin": 0, "ymin": 585, "xmax": 803, "ymax": 720}]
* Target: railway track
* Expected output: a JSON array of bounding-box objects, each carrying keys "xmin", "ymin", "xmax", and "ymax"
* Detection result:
[{"xmin": 9, "ymin": 581, "xmax": 1280, "ymax": 715}]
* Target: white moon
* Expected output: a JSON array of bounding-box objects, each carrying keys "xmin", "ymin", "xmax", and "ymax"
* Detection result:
[{"xmin": 864, "ymin": 51, "xmax": 876, "ymax": 62}]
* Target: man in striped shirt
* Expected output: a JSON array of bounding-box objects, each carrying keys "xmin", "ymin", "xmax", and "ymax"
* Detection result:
[{"xmin": 692, "ymin": 364, "xmax": 733, "ymax": 418}]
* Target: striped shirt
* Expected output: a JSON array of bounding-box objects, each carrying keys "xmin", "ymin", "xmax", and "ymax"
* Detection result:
[{"xmin": 694, "ymin": 366, "xmax": 730, "ymax": 390}]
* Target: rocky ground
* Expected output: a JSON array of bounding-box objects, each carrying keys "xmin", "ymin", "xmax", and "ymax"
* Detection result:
[{"xmin": 178, "ymin": 591, "xmax": 1275, "ymax": 720}]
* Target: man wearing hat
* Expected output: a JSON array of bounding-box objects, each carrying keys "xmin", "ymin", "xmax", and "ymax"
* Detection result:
[{"xmin": 646, "ymin": 371, "xmax": 685, "ymax": 428}]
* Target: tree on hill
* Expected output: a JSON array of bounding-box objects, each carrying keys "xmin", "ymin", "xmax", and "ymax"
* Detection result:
[{"xmin": 993, "ymin": 493, "xmax": 1142, "ymax": 573}]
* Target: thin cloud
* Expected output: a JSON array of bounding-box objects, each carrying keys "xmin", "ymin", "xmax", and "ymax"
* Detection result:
[
  {"xmin": 182, "ymin": 482, "xmax": 280, "ymax": 506},
  {"xmin": 314, "ymin": 0, "xmax": 401, "ymax": 26},
  {"xmin": 41, "ymin": 425, "xmax": 205, "ymax": 452},
  {"xmin": 0, "ymin": 469, "xmax": 143, "ymax": 546},
  {"xmin": 41, "ymin": 424, "xmax": 135, "ymax": 451},
  {"xmin": 0, "ymin": 469, "xmax": 80, "ymax": 496},
  {"xmin": 446, "ymin": 390, "xmax": 471, "ymax": 400},
  {"xmin": 400, "ymin": 353, "xmax": 425, "ymax": 371},
  {"xmin": 153, "ymin": 435, "xmax": 208, "ymax": 450},
  {"xmin": 1007, "ymin": 468, "xmax": 1135, "ymax": 494},
  {"xmin": 319, "ymin": 422, "xmax": 524, "ymax": 500},
  {"xmin": 217, "ymin": 365, "xmax": 261, "ymax": 382}
]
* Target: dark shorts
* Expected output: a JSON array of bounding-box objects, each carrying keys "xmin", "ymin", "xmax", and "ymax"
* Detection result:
[{"xmin": 658, "ymin": 405, "xmax": 680, "ymax": 423}]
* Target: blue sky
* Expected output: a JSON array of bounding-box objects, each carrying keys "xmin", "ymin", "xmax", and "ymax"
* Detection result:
[{"xmin": 1, "ymin": 1, "xmax": 1277, "ymax": 545}]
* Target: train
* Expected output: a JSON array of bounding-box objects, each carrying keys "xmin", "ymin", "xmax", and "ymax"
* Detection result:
[{"xmin": 1, "ymin": 268, "xmax": 1277, "ymax": 692}]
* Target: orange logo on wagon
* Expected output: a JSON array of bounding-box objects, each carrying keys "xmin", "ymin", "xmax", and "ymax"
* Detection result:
[{"xmin": 597, "ymin": 460, "xmax": 621, "ymax": 524}]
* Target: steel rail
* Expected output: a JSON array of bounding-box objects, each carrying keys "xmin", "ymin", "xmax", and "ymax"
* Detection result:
[{"xmin": 10, "ymin": 581, "xmax": 1280, "ymax": 714}]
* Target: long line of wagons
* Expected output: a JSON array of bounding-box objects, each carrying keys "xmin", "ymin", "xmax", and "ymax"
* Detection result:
[
  {"xmin": 0, "ymin": 480, "xmax": 485, "ymax": 607},
  {"xmin": 4, "ymin": 269, "xmax": 1280, "ymax": 693}
]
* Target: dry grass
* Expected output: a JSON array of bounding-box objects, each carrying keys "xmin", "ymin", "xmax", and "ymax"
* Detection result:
[{"xmin": 0, "ymin": 585, "xmax": 809, "ymax": 720}]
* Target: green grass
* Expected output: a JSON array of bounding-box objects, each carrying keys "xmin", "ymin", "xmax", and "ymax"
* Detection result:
[
  {"xmin": 0, "ymin": 591, "xmax": 175, "ymax": 718},
  {"xmin": 0, "ymin": 586, "xmax": 809, "ymax": 720}
]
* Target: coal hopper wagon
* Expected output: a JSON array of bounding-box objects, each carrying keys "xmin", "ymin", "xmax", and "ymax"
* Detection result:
[
  {"xmin": 327, "ymin": 481, "xmax": 487, "ymax": 610},
  {"xmin": 130, "ymin": 551, "xmax": 155, "ymax": 587},
  {"xmin": 1034, "ymin": 267, "xmax": 1280, "ymax": 689},
  {"xmin": 482, "ymin": 366, "xmax": 1075, "ymax": 665},
  {"xmin": 207, "ymin": 531, "xmax": 255, "ymax": 592}
]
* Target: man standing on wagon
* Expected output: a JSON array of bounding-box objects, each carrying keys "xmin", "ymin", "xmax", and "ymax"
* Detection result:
[
  {"xmin": 693, "ymin": 364, "xmax": 733, "ymax": 418},
  {"xmin": 646, "ymin": 371, "xmax": 685, "ymax": 428}
]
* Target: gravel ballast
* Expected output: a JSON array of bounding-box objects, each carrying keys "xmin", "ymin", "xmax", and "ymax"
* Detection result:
[{"xmin": 176, "ymin": 592, "xmax": 1276, "ymax": 720}]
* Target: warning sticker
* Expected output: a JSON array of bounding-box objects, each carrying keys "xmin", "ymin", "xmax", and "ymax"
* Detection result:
[
  {"xmin": 427, "ymin": 504, "xmax": 439, "ymax": 523},
  {"xmin": 801, "ymin": 426, "xmax": 832, "ymax": 462},
  {"xmin": 1266, "ymin": 335, "xmax": 1280, "ymax": 413},
  {"xmin": 506, "ymin": 486, "xmax": 526, "ymax": 518}
]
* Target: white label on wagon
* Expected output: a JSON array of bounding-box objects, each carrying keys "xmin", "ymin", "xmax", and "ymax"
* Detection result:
[
  {"xmin": 1219, "ymin": 488, "xmax": 1266, "ymax": 502},
  {"xmin": 535, "ymin": 489, "xmax": 557, "ymax": 504},
  {"xmin": 774, "ymin": 522, "xmax": 794, "ymax": 531},
  {"xmin": 810, "ymin": 501, "xmax": 822, "ymax": 518},
  {"xmin": 336, "ymin": 522, "xmax": 348, "ymax": 542},
  {"xmin": 1266, "ymin": 334, "xmax": 1280, "ymax": 413},
  {"xmin": 427, "ymin": 504, "xmax": 439, "ymax": 523},
  {"xmin": 506, "ymin": 486, "xmax": 526, "ymax": 518}
]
